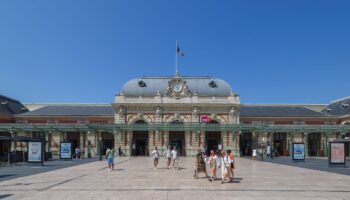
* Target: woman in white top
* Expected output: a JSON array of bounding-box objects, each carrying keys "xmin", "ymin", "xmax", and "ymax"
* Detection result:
[
  {"xmin": 151, "ymin": 147, "xmax": 160, "ymax": 171},
  {"xmin": 171, "ymin": 147, "xmax": 179, "ymax": 170},
  {"xmin": 221, "ymin": 150, "xmax": 232, "ymax": 184},
  {"xmin": 216, "ymin": 151, "xmax": 222, "ymax": 169},
  {"xmin": 165, "ymin": 146, "xmax": 172, "ymax": 169},
  {"xmin": 252, "ymin": 149, "xmax": 257, "ymax": 160}
]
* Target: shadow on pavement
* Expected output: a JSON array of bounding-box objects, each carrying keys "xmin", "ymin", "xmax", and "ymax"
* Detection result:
[
  {"xmin": 0, "ymin": 194, "xmax": 13, "ymax": 199},
  {"xmin": 0, "ymin": 158, "xmax": 99, "ymax": 181},
  {"xmin": 244, "ymin": 157, "xmax": 350, "ymax": 176}
]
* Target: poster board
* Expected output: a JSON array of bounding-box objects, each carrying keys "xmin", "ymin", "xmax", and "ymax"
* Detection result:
[
  {"xmin": 292, "ymin": 143, "xmax": 305, "ymax": 160},
  {"xmin": 60, "ymin": 142, "xmax": 72, "ymax": 159},
  {"xmin": 329, "ymin": 142, "xmax": 346, "ymax": 165},
  {"xmin": 28, "ymin": 142, "xmax": 42, "ymax": 162}
]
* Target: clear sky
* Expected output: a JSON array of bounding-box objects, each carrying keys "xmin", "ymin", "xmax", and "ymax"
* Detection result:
[{"xmin": 0, "ymin": 0, "xmax": 349, "ymax": 104}]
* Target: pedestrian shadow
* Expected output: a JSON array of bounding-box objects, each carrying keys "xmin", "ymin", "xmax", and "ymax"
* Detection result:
[
  {"xmin": 113, "ymin": 169, "xmax": 124, "ymax": 171},
  {"xmin": 158, "ymin": 167, "xmax": 186, "ymax": 170},
  {"xmin": 156, "ymin": 167, "xmax": 170, "ymax": 170},
  {"xmin": 208, "ymin": 177, "xmax": 242, "ymax": 183},
  {"xmin": 232, "ymin": 177, "xmax": 242, "ymax": 183},
  {"xmin": 0, "ymin": 194, "xmax": 13, "ymax": 199}
]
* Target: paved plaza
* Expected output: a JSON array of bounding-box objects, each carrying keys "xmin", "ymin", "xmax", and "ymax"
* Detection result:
[{"xmin": 1, "ymin": 157, "xmax": 350, "ymax": 200}]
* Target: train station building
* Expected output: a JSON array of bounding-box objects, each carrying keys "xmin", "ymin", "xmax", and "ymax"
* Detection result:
[{"xmin": 1, "ymin": 73, "xmax": 350, "ymax": 158}]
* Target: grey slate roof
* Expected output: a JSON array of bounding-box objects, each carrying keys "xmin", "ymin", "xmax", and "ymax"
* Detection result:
[
  {"xmin": 240, "ymin": 105, "xmax": 328, "ymax": 117},
  {"xmin": 121, "ymin": 76, "xmax": 233, "ymax": 97},
  {"xmin": 0, "ymin": 95, "xmax": 28, "ymax": 115},
  {"xmin": 19, "ymin": 105, "xmax": 115, "ymax": 116},
  {"xmin": 19, "ymin": 104, "xmax": 329, "ymax": 118},
  {"xmin": 323, "ymin": 97, "xmax": 350, "ymax": 116}
]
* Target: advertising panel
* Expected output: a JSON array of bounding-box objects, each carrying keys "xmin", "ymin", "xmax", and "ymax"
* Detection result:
[
  {"xmin": 292, "ymin": 143, "xmax": 305, "ymax": 160},
  {"xmin": 60, "ymin": 142, "xmax": 72, "ymax": 159},
  {"xmin": 28, "ymin": 142, "xmax": 42, "ymax": 162},
  {"xmin": 330, "ymin": 142, "xmax": 345, "ymax": 164}
]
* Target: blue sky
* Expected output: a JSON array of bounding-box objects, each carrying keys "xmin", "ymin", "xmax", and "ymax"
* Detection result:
[{"xmin": 0, "ymin": 0, "xmax": 349, "ymax": 104}]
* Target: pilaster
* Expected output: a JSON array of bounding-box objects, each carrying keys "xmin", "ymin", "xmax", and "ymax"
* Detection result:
[{"xmin": 303, "ymin": 132, "xmax": 309, "ymax": 157}]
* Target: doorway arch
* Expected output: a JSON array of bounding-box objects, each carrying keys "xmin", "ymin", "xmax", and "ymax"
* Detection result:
[
  {"xmin": 205, "ymin": 120, "xmax": 221, "ymax": 155},
  {"xmin": 308, "ymin": 133, "xmax": 322, "ymax": 156},
  {"xmin": 169, "ymin": 120, "xmax": 186, "ymax": 156},
  {"xmin": 132, "ymin": 120, "xmax": 149, "ymax": 156}
]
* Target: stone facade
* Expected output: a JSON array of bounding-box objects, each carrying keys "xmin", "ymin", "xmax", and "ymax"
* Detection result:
[
  {"xmin": 113, "ymin": 74, "xmax": 240, "ymax": 156},
  {"xmin": 1, "ymin": 77, "xmax": 350, "ymax": 159}
]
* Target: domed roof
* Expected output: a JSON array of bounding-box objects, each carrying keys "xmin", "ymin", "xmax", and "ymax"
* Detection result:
[
  {"xmin": 323, "ymin": 96, "xmax": 350, "ymax": 116},
  {"xmin": 121, "ymin": 76, "xmax": 233, "ymax": 97}
]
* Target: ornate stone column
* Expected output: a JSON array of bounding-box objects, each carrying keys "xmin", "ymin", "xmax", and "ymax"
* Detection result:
[
  {"xmin": 234, "ymin": 131, "xmax": 240, "ymax": 157},
  {"xmin": 192, "ymin": 106, "xmax": 200, "ymax": 123},
  {"xmin": 252, "ymin": 132, "xmax": 258, "ymax": 150},
  {"xmin": 126, "ymin": 131, "xmax": 132, "ymax": 156},
  {"xmin": 229, "ymin": 106, "xmax": 240, "ymax": 124},
  {"xmin": 303, "ymin": 132, "xmax": 309, "ymax": 157},
  {"xmin": 323, "ymin": 132, "xmax": 328, "ymax": 157},
  {"xmin": 115, "ymin": 105, "xmax": 126, "ymax": 124},
  {"xmin": 113, "ymin": 130, "xmax": 118, "ymax": 150},
  {"xmin": 45, "ymin": 132, "xmax": 50, "ymax": 152},
  {"xmin": 79, "ymin": 132, "xmax": 84, "ymax": 149},
  {"xmin": 287, "ymin": 133, "xmax": 292, "ymax": 156},
  {"xmin": 164, "ymin": 131, "xmax": 169, "ymax": 148},
  {"xmin": 200, "ymin": 130, "xmax": 205, "ymax": 150},
  {"xmin": 155, "ymin": 106, "xmax": 163, "ymax": 123},
  {"xmin": 289, "ymin": 133, "xmax": 295, "ymax": 156}
]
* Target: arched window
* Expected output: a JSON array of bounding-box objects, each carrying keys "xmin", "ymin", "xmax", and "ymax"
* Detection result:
[{"xmin": 134, "ymin": 120, "xmax": 147, "ymax": 124}]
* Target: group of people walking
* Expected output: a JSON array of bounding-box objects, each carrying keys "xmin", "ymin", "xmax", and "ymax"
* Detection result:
[
  {"xmin": 195, "ymin": 149, "xmax": 235, "ymax": 184},
  {"xmin": 151, "ymin": 146, "xmax": 180, "ymax": 171},
  {"xmin": 106, "ymin": 146, "xmax": 236, "ymax": 185}
]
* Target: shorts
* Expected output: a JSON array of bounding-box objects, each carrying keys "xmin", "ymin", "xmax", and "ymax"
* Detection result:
[
  {"xmin": 154, "ymin": 158, "xmax": 159, "ymax": 161},
  {"xmin": 108, "ymin": 158, "xmax": 114, "ymax": 164}
]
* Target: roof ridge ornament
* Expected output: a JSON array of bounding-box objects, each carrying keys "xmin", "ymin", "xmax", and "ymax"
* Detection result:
[{"xmin": 175, "ymin": 71, "xmax": 180, "ymax": 78}]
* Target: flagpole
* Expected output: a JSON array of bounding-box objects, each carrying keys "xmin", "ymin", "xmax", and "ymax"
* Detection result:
[{"xmin": 175, "ymin": 40, "xmax": 178, "ymax": 75}]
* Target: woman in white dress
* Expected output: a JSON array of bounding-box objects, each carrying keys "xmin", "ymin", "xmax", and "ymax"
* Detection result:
[
  {"xmin": 165, "ymin": 146, "xmax": 172, "ymax": 169},
  {"xmin": 252, "ymin": 149, "xmax": 257, "ymax": 160},
  {"xmin": 221, "ymin": 150, "xmax": 232, "ymax": 184},
  {"xmin": 171, "ymin": 147, "xmax": 179, "ymax": 170},
  {"xmin": 152, "ymin": 147, "xmax": 160, "ymax": 170}
]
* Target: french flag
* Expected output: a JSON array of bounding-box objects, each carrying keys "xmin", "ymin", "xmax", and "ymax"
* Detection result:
[{"xmin": 177, "ymin": 45, "xmax": 185, "ymax": 56}]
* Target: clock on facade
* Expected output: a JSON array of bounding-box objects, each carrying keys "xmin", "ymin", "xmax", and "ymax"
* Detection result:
[{"xmin": 173, "ymin": 84, "xmax": 183, "ymax": 93}]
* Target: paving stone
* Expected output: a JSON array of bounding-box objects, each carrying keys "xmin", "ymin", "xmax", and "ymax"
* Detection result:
[{"xmin": 0, "ymin": 157, "xmax": 350, "ymax": 199}]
